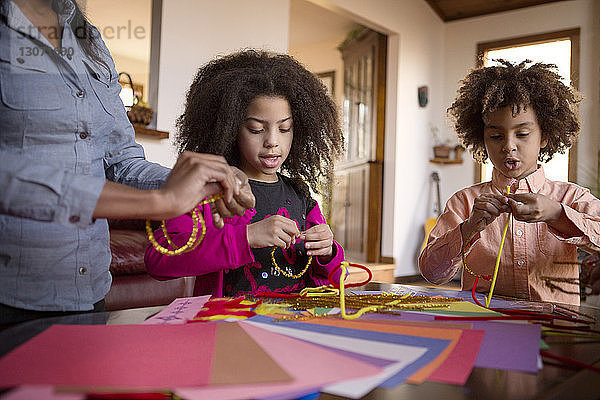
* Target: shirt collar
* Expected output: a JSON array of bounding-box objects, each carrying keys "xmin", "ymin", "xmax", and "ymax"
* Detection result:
[
  {"xmin": 491, "ymin": 165, "xmax": 546, "ymax": 194},
  {"xmin": 3, "ymin": 0, "xmax": 76, "ymax": 39}
]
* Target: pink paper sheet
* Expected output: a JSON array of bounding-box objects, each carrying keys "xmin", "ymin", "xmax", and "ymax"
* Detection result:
[
  {"xmin": 0, "ymin": 324, "xmax": 216, "ymax": 389},
  {"xmin": 175, "ymin": 322, "xmax": 383, "ymax": 400},
  {"xmin": 143, "ymin": 295, "xmax": 212, "ymax": 324}
]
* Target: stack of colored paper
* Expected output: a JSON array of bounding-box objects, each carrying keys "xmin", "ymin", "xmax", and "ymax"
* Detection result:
[{"xmin": 0, "ymin": 292, "xmax": 543, "ymax": 400}]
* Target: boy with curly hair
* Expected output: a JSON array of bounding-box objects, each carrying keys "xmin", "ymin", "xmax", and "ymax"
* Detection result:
[
  {"xmin": 419, "ymin": 60, "xmax": 600, "ymax": 305},
  {"xmin": 145, "ymin": 49, "xmax": 346, "ymax": 297}
]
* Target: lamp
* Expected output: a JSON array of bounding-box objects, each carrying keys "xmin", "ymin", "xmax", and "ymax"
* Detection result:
[{"xmin": 118, "ymin": 72, "xmax": 136, "ymax": 110}]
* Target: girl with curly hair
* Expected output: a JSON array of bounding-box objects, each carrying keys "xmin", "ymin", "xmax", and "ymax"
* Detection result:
[
  {"xmin": 145, "ymin": 49, "xmax": 346, "ymax": 297},
  {"xmin": 419, "ymin": 60, "xmax": 600, "ymax": 305}
]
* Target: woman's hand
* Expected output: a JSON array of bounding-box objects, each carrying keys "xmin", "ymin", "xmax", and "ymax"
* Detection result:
[
  {"xmin": 461, "ymin": 193, "xmax": 510, "ymax": 244},
  {"xmin": 94, "ymin": 152, "xmax": 255, "ymax": 223},
  {"xmin": 247, "ymin": 215, "xmax": 301, "ymax": 249},
  {"xmin": 157, "ymin": 152, "xmax": 240, "ymax": 218},
  {"xmin": 303, "ymin": 224, "xmax": 334, "ymax": 262},
  {"xmin": 209, "ymin": 167, "xmax": 256, "ymax": 228}
]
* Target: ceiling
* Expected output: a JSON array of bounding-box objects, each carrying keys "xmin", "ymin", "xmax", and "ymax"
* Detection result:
[{"xmin": 424, "ymin": 0, "xmax": 569, "ymax": 22}]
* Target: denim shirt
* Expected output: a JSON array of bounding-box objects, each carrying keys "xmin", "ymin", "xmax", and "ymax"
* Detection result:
[{"xmin": 0, "ymin": 0, "xmax": 170, "ymax": 311}]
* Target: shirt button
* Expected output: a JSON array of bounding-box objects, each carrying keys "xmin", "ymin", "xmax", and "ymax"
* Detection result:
[
  {"xmin": 516, "ymin": 229, "xmax": 523, "ymax": 237},
  {"xmin": 79, "ymin": 132, "xmax": 88, "ymax": 139},
  {"xmin": 16, "ymin": 57, "xmax": 24, "ymax": 64},
  {"xmin": 76, "ymin": 90, "xmax": 85, "ymax": 98},
  {"xmin": 517, "ymin": 260, "xmax": 524, "ymax": 266},
  {"xmin": 261, "ymin": 272, "xmax": 268, "ymax": 279},
  {"xmin": 69, "ymin": 215, "xmax": 80, "ymax": 224},
  {"xmin": 79, "ymin": 267, "xmax": 87, "ymax": 275}
]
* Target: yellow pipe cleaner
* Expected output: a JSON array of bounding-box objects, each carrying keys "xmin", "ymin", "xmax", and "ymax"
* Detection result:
[
  {"xmin": 337, "ymin": 262, "xmax": 410, "ymax": 319},
  {"xmin": 485, "ymin": 185, "xmax": 511, "ymax": 307}
]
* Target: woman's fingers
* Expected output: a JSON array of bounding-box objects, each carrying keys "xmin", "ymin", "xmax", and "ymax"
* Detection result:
[{"xmin": 209, "ymin": 203, "xmax": 224, "ymax": 229}]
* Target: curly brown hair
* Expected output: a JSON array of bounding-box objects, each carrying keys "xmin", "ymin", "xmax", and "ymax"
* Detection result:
[
  {"xmin": 175, "ymin": 49, "xmax": 344, "ymax": 196},
  {"xmin": 447, "ymin": 59, "xmax": 582, "ymax": 162}
]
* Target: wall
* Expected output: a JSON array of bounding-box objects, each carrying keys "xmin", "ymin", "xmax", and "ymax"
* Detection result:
[
  {"xmin": 310, "ymin": 0, "xmax": 446, "ymax": 275},
  {"xmin": 86, "ymin": 0, "xmax": 151, "ymax": 102},
  {"xmin": 442, "ymin": 0, "xmax": 600, "ymax": 206},
  {"xmin": 138, "ymin": 0, "xmax": 291, "ymax": 167},
  {"xmin": 289, "ymin": 39, "xmax": 344, "ymax": 110}
]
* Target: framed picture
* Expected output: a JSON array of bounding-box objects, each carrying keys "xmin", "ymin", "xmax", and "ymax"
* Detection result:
[{"xmin": 317, "ymin": 71, "xmax": 335, "ymax": 98}]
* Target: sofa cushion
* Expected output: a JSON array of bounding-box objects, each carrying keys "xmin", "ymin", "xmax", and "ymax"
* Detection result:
[
  {"xmin": 105, "ymin": 274, "xmax": 188, "ymax": 311},
  {"xmin": 109, "ymin": 229, "xmax": 149, "ymax": 275}
]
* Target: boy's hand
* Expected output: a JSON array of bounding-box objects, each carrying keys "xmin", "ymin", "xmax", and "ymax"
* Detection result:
[
  {"xmin": 302, "ymin": 224, "xmax": 334, "ymax": 260},
  {"xmin": 506, "ymin": 193, "xmax": 562, "ymax": 223},
  {"xmin": 247, "ymin": 215, "xmax": 301, "ymax": 249},
  {"xmin": 505, "ymin": 193, "xmax": 581, "ymax": 237},
  {"xmin": 461, "ymin": 193, "xmax": 510, "ymax": 244}
]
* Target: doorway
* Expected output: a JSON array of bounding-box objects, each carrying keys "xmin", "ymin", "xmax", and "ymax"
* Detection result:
[{"xmin": 330, "ymin": 29, "xmax": 387, "ymax": 263}]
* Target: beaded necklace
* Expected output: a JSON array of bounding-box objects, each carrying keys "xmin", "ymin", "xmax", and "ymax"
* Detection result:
[
  {"xmin": 146, "ymin": 194, "xmax": 222, "ymax": 256},
  {"xmin": 270, "ymin": 247, "xmax": 313, "ymax": 279}
]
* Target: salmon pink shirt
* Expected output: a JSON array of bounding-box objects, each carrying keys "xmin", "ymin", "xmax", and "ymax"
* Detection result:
[{"xmin": 419, "ymin": 166, "xmax": 600, "ymax": 306}]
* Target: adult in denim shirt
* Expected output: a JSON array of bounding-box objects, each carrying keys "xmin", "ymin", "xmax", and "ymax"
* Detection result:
[{"xmin": 0, "ymin": 0, "xmax": 254, "ymax": 323}]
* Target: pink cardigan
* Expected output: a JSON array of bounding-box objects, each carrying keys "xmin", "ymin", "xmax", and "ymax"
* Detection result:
[{"xmin": 145, "ymin": 202, "xmax": 345, "ymax": 297}]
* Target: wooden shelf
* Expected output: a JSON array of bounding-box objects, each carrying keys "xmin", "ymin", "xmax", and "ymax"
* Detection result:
[
  {"xmin": 133, "ymin": 124, "xmax": 169, "ymax": 139},
  {"xmin": 429, "ymin": 157, "xmax": 462, "ymax": 164}
]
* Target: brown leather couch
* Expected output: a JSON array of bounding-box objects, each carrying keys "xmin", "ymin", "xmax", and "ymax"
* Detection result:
[{"xmin": 104, "ymin": 219, "xmax": 193, "ymax": 311}]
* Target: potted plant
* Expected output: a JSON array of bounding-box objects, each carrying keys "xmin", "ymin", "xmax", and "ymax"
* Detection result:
[{"xmin": 431, "ymin": 125, "xmax": 452, "ymax": 158}]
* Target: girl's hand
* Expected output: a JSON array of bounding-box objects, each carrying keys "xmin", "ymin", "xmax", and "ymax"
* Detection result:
[
  {"xmin": 506, "ymin": 193, "xmax": 562, "ymax": 223},
  {"xmin": 461, "ymin": 193, "xmax": 510, "ymax": 244},
  {"xmin": 247, "ymin": 215, "xmax": 301, "ymax": 249},
  {"xmin": 303, "ymin": 223, "xmax": 334, "ymax": 260}
]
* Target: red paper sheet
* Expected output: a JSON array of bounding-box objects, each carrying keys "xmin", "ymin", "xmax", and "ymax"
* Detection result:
[
  {"xmin": 427, "ymin": 328, "xmax": 484, "ymax": 385},
  {"xmin": 0, "ymin": 324, "xmax": 216, "ymax": 390},
  {"xmin": 359, "ymin": 318, "xmax": 485, "ymax": 385}
]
